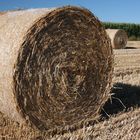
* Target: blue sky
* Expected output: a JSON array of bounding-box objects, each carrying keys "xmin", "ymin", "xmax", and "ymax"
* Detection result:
[{"xmin": 0, "ymin": 0, "xmax": 139, "ymax": 24}]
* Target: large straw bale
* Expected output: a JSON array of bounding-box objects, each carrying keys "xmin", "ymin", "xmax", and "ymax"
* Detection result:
[
  {"xmin": 106, "ymin": 29, "xmax": 128, "ymax": 49},
  {"xmin": 0, "ymin": 6, "xmax": 113, "ymax": 130}
]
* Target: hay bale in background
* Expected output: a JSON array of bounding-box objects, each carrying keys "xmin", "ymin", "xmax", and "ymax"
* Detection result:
[
  {"xmin": 0, "ymin": 6, "xmax": 113, "ymax": 130},
  {"xmin": 106, "ymin": 29, "xmax": 128, "ymax": 49}
]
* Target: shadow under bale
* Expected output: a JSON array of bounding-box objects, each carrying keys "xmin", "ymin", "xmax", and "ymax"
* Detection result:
[
  {"xmin": 101, "ymin": 83, "xmax": 140, "ymax": 118},
  {"xmin": 125, "ymin": 46, "xmax": 137, "ymax": 49}
]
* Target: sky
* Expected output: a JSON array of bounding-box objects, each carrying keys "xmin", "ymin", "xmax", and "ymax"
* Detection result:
[{"xmin": 0, "ymin": 0, "xmax": 140, "ymax": 24}]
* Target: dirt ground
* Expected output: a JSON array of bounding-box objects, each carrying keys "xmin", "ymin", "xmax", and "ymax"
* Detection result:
[{"xmin": 0, "ymin": 44, "xmax": 140, "ymax": 140}]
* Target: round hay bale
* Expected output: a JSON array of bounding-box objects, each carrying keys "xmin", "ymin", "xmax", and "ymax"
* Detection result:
[
  {"xmin": 106, "ymin": 29, "xmax": 128, "ymax": 49},
  {"xmin": 0, "ymin": 6, "xmax": 113, "ymax": 130}
]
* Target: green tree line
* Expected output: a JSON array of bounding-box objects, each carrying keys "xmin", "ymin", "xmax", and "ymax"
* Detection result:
[{"xmin": 103, "ymin": 22, "xmax": 140, "ymax": 41}]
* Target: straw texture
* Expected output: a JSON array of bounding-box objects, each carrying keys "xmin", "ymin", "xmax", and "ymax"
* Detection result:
[
  {"xmin": 0, "ymin": 6, "xmax": 113, "ymax": 130},
  {"xmin": 106, "ymin": 29, "xmax": 128, "ymax": 49}
]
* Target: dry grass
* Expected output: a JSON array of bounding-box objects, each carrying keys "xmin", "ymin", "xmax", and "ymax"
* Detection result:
[
  {"xmin": 113, "ymin": 49, "xmax": 140, "ymax": 85},
  {"xmin": 51, "ymin": 108, "xmax": 140, "ymax": 140},
  {"xmin": 1, "ymin": 106, "xmax": 140, "ymax": 140}
]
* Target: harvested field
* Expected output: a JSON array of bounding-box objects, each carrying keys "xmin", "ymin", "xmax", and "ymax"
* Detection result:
[
  {"xmin": 113, "ymin": 49, "xmax": 140, "ymax": 85},
  {"xmin": 51, "ymin": 108, "xmax": 140, "ymax": 140},
  {"xmin": 1, "ymin": 107, "xmax": 140, "ymax": 140},
  {"xmin": 0, "ymin": 47, "xmax": 140, "ymax": 139}
]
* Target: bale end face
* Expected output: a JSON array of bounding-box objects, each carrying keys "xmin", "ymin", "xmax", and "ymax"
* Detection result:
[
  {"xmin": 106, "ymin": 29, "xmax": 128, "ymax": 49},
  {"xmin": 0, "ymin": 6, "xmax": 113, "ymax": 130}
]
